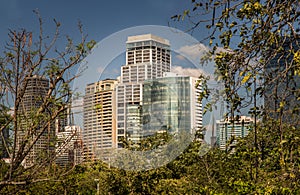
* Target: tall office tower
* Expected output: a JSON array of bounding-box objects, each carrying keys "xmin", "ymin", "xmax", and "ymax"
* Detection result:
[
  {"xmin": 83, "ymin": 79, "xmax": 118, "ymax": 158},
  {"xmin": 265, "ymin": 37, "xmax": 300, "ymax": 124},
  {"xmin": 216, "ymin": 116, "xmax": 254, "ymax": 150},
  {"xmin": 56, "ymin": 125, "xmax": 83, "ymax": 166},
  {"xmin": 18, "ymin": 75, "xmax": 55, "ymax": 167},
  {"xmin": 116, "ymin": 34, "xmax": 171, "ymax": 147},
  {"xmin": 142, "ymin": 72, "xmax": 202, "ymax": 139}
]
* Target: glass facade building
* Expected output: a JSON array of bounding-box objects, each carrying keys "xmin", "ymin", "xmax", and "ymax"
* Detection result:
[
  {"xmin": 141, "ymin": 73, "xmax": 202, "ymax": 139},
  {"xmin": 55, "ymin": 126, "xmax": 83, "ymax": 166}
]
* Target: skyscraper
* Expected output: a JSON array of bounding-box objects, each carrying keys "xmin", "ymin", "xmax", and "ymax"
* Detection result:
[
  {"xmin": 115, "ymin": 34, "xmax": 171, "ymax": 147},
  {"xmin": 83, "ymin": 79, "xmax": 118, "ymax": 158},
  {"xmin": 18, "ymin": 75, "xmax": 55, "ymax": 167},
  {"xmin": 216, "ymin": 116, "xmax": 254, "ymax": 150}
]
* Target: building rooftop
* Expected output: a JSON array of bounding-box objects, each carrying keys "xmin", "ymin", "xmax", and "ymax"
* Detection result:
[
  {"xmin": 217, "ymin": 116, "xmax": 254, "ymax": 124},
  {"xmin": 126, "ymin": 34, "xmax": 170, "ymax": 45}
]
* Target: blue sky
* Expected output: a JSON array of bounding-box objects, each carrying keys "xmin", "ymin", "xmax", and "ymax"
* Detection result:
[{"xmin": 0, "ymin": 0, "xmax": 204, "ymax": 46}]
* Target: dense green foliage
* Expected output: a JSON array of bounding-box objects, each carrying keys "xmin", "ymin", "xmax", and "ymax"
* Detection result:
[{"xmin": 3, "ymin": 119, "xmax": 299, "ymax": 194}]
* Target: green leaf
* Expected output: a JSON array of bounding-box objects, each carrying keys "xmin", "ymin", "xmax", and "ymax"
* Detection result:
[
  {"xmin": 241, "ymin": 73, "xmax": 251, "ymax": 84},
  {"xmin": 182, "ymin": 10, "xmax": 190, "ymax": 21},
  {"xmin": 280, "ymin": 139, "xmax": 288, "ymax": 145},
  {"xmin": 279, "ymin": 101, "xmax": 285, "ymax": 109}
]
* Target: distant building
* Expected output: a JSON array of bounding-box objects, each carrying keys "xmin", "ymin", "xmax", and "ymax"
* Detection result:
[
  {"xmin": 216, "ymin": 116, "xmax": 254, "ymax": 150},
  {"xmin": 116, "ymin": 34, "xmax": 171, "ymax": 147},
  {"xmin": 264, "ymin": 37, "xmax": 300, "ymax": 125},
  {"xmin": 83, "ymin": 79, "xmax": 118, "ymax": 158},
  {"xmin": 0, "ymin": 126, "xmax": 9, "ymax": 159},
  {"xmin": 141, "ymin": 72, "xmax": 202, "ymax": 139},
  {"xmin": 0, "ymin": 107, "xmax": 9, "ymax": 159},
  {"xmin": 56, "ymin": 126, "xmax": 83, "ymax": 166},
  {"xmin": 126, "ymin": 103, "xmax": 142, "ymax": 144},
  {"xmin": 55, "ymin": 106, "xmax": 69, "ymax": 133},
  {"xmin": 18, "ymin": 75, "xmax": 55, "ymax": 167}
]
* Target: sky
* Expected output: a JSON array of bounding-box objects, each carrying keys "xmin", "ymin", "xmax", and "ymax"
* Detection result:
[
  {"xmin": 0, "ymin": 0, "xmax": 205, "ymax": 45},
  {"xmin": 0, "ymin": 0, "xmax": 220, "ymax": 141}
]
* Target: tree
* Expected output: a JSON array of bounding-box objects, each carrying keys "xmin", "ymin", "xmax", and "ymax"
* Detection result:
[
  {"xmin": 173, "ymin": 0, "xmax": 300, "ymax": 120},
  {"xmin": 172, "ymin": 0, "xmax": 300, "ymax": 191},
  {"xmin": 0, "ymin": 11, "xmax": 95, "ymax": 193}
]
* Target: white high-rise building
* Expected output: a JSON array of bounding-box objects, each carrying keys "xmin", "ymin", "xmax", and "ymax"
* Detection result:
[{"xmin": 116, "ymin": 34, "xmax": 171, "ymax": 147}]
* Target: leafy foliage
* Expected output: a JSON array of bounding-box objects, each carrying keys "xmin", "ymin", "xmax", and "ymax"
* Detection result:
[
  {"xmin": 14, "ymin": 120, "xmax": 300, "ymax": 194},
  {"xmin": 0, "ymin": 11, "xmax": 95, "ymax": 193}
]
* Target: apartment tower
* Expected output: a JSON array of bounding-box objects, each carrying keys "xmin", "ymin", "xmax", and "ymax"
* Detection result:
[{"xmin": 83, "ymin": 79, "xmax": 118, "ymax": 158}]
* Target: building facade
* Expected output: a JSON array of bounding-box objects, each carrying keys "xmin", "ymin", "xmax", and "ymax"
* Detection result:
[
  {"xmin": 115, "ymin": 34, "xmax": 171, "ymax": 147},
  {"xmin": 141, "ymin": 72, "xmax": 202, "ymax": 139},
  {"xmin": 83, "ymin": 79, "xmax": 118, "ymax": 158},
  {"xmin": 0, "ymin": 126, "xmax": 9, "ymax": 159},
  {"xmin": 56, "ymin": 125, "xmax": 83, "ymax": 166},
  {"xmin": 18, "ymin": 75, "xmax": 55, "ymax": 167},
  {"xmin": 216, "ymin": 116, "xmax": 254, "ymax": 150}
]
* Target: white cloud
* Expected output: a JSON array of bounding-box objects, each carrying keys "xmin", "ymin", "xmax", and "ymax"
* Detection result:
[
  {"xmin": 176, "ymin": 55, "xmax": 186, "ymax": 61},
  {"xmin": 112, "ymin": 68, "xmax": 120, "ymax": 74},
  {"xmin": 171, "ymin": 66, "xmax": 212, "ymax": 79},
  {"xmin": 176, "ymin": 43, "xmax": 209, "ymax": 61},
  {"xmin": 176, "ymin": 43, "xmax": 233, "ymax": 63}
]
